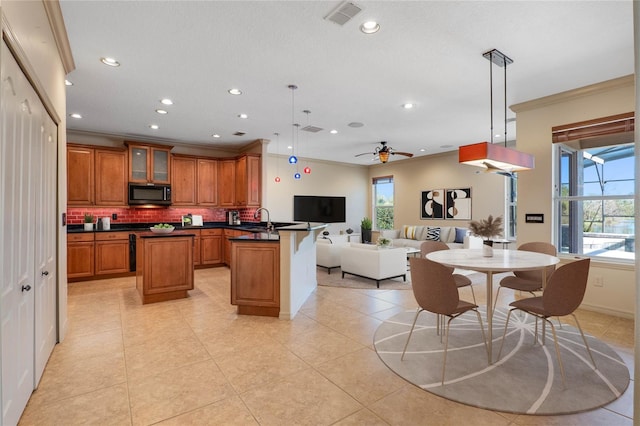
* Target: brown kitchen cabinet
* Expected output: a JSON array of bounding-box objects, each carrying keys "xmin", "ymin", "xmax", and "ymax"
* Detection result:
[
  {"xmin": 126, "ymin": 142, "xmax": 172, "ymax": 184},
  {"xmin": 67, "ymin": 144, "xmax": 127, "ymax": 207},
  {"xmin": 95, "ymin": 232, "xmax": 130, "ymax": 275},
  {"xmin": 218, "ymin": 159, "xmax": 236, "ymax": 207},
  {"xmin": 136, "ymin": 233, "xmax": 194, "ymax": 304},
  {"xmin": 171, "ymin": 155, "xmax": 197, "ymax": 205},
  {"xmin": 230, "ymin": 240, "xmax": 280, "ymax": 317},
  {"xmin": 192, "ymin": 230, "xmax": 201, "ymax": 266},
  {"xmin": 67, "ymin": 145, "xmax": 94, "ymax": 206},
  {"xmin": 95, "ymin": 148, "xmax": 128, "ymax": 206},
  {"xmin": 201, "ymin": 229, "xmax": 223, "ymax": 265},
  {"xmin": 197, "ymin": 158, "xmax": 218, "ymax": 206},
  {"xmin": 235, "ymin": 154, "xmax": 261, "ymax": 207},
  {"xmin": 67, "ymin": 233, "xmax": 95, "ymax": 279}
]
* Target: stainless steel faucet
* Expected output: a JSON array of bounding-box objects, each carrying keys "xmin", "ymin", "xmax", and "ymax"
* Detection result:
[{"xmin": 254, "ymin": 207, "xmax": 273, "ymax": 232}]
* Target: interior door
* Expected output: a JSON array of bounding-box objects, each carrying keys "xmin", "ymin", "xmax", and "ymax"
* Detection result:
[
  {"xmin": 1, "ymin": 40, "xmax": 37, "ymax": 426},
  {"xmin": 34, "ymin": 113, "xmax": 58, "ymax": 385}
]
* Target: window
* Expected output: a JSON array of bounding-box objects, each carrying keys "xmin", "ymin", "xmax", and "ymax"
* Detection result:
[
  {"xmin": 373, "ymin": 176, "xmax": 394, "ymax": 230},
  {"xmin": 555, "ymin": 142, "xmax": 635, "ymax": 260}
]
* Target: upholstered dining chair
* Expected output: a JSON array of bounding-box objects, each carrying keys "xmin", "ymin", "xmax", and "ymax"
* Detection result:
[
  {"xmin": 497, "ymin": 258, "xmax": 596, "ymax": 387},
  {"xmin": 494, "ymin": 242, "xmax": 557, "ymax": 310},
  {"xmin": 420, "ymin": 241, "xmax": 476, "ymax": 304},
  {"xmin": 402, "ymin": 257, "xmax": 487, "ymax": 385}
]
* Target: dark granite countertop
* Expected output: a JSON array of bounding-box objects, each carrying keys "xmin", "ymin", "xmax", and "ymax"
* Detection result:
[
  {"xmin": 138, "ymin": 230, "xmax": 197, "ymax": 239},
  {"xmin": 67, "ymin": 221, "xmax": 298, "ymax": 234},
  {"xmin": 230, "ymin": 232, "xmax": 280, "ymax": 242}
]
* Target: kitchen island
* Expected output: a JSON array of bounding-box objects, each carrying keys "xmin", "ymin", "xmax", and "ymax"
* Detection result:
[{"xmin": 136, "ymin": 231, "xmax": 195, "ymax": 304}]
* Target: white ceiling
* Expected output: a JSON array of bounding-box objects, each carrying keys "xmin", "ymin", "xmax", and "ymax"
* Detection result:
[{"xmin": 60, "ymin": 1, "xmax": 634, "ymax": 165}]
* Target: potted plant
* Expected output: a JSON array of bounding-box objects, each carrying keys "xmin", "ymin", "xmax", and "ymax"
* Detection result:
[
  {"xmin": 376, "ymin": 236, "xmax": 391, "ymax": 248},
  {"xmin": 83, "ymin": 212, "xmax": 95, "ymax": 231},
  {"xmin": 361, "ymin": 217, "xmax": 372, "ymax": 243},
  {"xmin": 468, "ymin": 215, "xmax": 503, "ymax": 257}
]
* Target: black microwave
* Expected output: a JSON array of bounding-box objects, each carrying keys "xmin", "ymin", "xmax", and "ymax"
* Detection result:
[{"xmin": 128, "ymin": 183, "xmax": 172, "ymax": 206}]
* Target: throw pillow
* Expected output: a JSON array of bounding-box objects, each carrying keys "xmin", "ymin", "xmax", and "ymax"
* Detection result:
[
  {"xmin": 425, "ymin": 226, "xmax": 441, "ymax": 241},
  {"xmin": 403, "ymin": 225, "xmax": 417, "ymax": 240},
  {"xmin": 454, "ymin": 227, "xmax": 467, "ymax": 244}
]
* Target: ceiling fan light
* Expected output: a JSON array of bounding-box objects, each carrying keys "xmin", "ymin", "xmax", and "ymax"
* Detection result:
[{"xmin": 378, "ymin": 151, "xmax": 390, "ymax": 163}]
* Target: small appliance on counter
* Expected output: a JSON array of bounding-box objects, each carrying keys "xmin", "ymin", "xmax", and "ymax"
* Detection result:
[
  {"xmin": 181, "ymin": 214, "xmax": 203, "ymax": 227},
  {"xmin": 228, "ymin": 210, "xmax": 240, "ymax": 225}
]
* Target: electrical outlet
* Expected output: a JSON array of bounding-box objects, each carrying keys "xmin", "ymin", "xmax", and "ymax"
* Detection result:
[
  {"xmin": 112, "ymin": 213, "xmax": 117, "ymax": 220},
  {"xmin": 594, "ymin": 276, "xmax": 604, "ymax": 287}
]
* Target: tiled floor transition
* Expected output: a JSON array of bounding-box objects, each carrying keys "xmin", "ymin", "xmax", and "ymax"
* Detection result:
[{"xmin": 19, "ymin": 267, "xmax": 634, "ymax": 425}]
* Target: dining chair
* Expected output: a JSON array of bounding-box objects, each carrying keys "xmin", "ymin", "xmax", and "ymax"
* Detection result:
[
  {"xmin": 420, "ymin": 241, "xmax": 476, "ymax": 304},
  {"xmin": 497, "ymin": 258, "xmax": 596, "ymax": 387},
  {"xmin": 402, "ymin": 257, "xmax": 487, "ymax": 385},
  {"xmin": 494, "ymin": 242, "xmax": 557, "ymax": 310}
]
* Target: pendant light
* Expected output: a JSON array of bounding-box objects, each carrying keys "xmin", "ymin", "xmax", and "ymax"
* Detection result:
[
  {"xmin": 293, "ymin": 123, "xmax": 301, "ymax": 179},
  {"xmin": 287, "ymin": 84, "xmax": 298, "ymax": 164},
  {"xmin": 302, "ymin": 110, "xmax": 312, "ymax": 174},
  {"xmin": 274, "ymin": 132, "xmax": 281, "ymax": 183},
  {"xmin": 459, "ymin": 49, "xmax": 534, "ymax": 173}
]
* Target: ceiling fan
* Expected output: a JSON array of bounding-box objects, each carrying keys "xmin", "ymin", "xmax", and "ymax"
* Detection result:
[{"xmin": 355, "ymin": 141, "xmax": 414, "ymax": 163}]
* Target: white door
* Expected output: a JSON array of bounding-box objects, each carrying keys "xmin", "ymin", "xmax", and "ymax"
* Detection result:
[
  {"xmin": 34, "ymin": 110, "xmax": 58, "ymax": 385},
  {"xmin": 0, "ymin": 40, "xmax": 37, "ymax": 426}
]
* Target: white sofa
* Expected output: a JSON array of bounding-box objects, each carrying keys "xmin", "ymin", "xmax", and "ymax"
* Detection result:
[
  {"xmin": 316, "ymin": 234, "xmax": 349, "ymax": 274},
  {"xmin": 340, "ymin": 243, "xmax": 407, "ymax": 288},
  {"xmin": 379, "ymin": 225, "xmax": 483, "ymax": 250}
]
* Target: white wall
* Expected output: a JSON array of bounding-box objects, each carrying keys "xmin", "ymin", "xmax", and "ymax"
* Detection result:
[
  {"xmin": 264, "ymin": 155, "xmax": 369, "ymax": 234},
  {"xmin": 513, "ymin": 75, "xmax": 635, "ymax": 317}
]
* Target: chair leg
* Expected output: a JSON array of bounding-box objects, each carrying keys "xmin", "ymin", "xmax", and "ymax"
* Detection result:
[
  {"xmin": 442, "ymin": 316, "xmax": 453, "ymax": 385},
  {"xmin": 545, "ymin": 318, "xmax": 566, "ymax": 388},
  {"xmin": 401, "ymin": 308, "xmax": 423, "ymax": 360},
  {"xmin": 572, "ymin": 314, "xmax": 597, "ymax": 370},
  {"xmin": 469, "ymin": 284, "xmax": 477, "ymax": 305},
  {"xmin": 497, "ymin": 308, "xmax": 515, "ymax": 361},
  {"xmin": 473, "ymin": 308, "xmax": 488, "ymax": 359}
]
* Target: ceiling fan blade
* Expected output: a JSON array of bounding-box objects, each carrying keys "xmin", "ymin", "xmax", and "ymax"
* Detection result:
[
  {"xmin": 393, "ymin": 151, "xmax": 414, "ymax": 157},
  {"xmin": 354, "ymin": 152, "xmax": 373, "ymax": 157}
]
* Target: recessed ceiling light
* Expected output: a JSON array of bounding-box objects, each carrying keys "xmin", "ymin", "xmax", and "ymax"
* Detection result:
[
  {"xmin": 160, "ymin": 98, "xmax": 173, "ymax": 105},
  {"xmin": 65, "ymin": 79, "xmax": 73, "ymax": 86},
  {"xmin": 287, "ymin": 145, "xmax": 293, "ymax": 150},
  {"xmin": 212, "ymin": 134, "xmax": 221, "ymax": 138},
  {"xmin": 495, "ymin": 134, "xmax": 502, "ymax": 138},
  {"xmin": 69, "ymin": 113, "xmax": 82, "ymax": 119},
  {"xmin": 228, "ymin": 88, "xmax": 242, "ymax": 95},
  {"xmin": 238, "ymin": 113, "xmax": 248, "ymax": 119},
  {"xmin": 402, "ymin": 103, "xmax": 414, "ymax": 109},
  {"xmin": 100, "ymin": 57, "xmax": 120, "ymax": 67},
  {"xmin": 440, "ymin": 144, "xmax": 453, "ymax": 149},
  {"xmin": 360, "ymin": 21, "xmax": 380, "ymax": 34},
  {"xmin": 149, "ymin": 124, "xmax": 159, "ymax": 130},
  {"xmin": 155, "ymin": 109, "xmax": 168, "ymax": 114},
  {"xmin": 330, "ymin": 129, "xmax": 338, "ymax": 134}
]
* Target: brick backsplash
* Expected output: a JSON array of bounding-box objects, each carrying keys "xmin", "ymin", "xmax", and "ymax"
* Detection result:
[{"xmin": 67, "ymin": 207, "xmax": 259, "ymax": 225}]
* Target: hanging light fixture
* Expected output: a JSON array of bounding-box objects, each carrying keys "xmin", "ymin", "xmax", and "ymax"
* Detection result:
[
  {"xmin": 287, "ymin": 84, "xmax": 298, "ymax": 164},
  {"xmin": 274, "ymin": 132, "xmax": 281, "ymax": 183},
  {"xmin": 293, "ymin": 123, "xmax": 301, "ymax": 179},
  {"xmin": 459, "ymin": 49, "xmax": 534, "ymax": 173},
  {"xmin": 302, "ymin": 110, "xmax": 312, "ymax": 174}
]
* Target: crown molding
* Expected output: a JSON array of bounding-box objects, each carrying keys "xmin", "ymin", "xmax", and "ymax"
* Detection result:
[{"xmin": 42, "ymin": 0, "xmax": 75, "ymax": 73}]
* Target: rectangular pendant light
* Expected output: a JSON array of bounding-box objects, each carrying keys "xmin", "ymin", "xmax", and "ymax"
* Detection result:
[{"xmin": 459, "ymin": 141, "xmax": 534, "ymax": 172}]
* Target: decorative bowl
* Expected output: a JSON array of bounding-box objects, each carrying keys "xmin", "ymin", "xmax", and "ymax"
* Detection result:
[{"xmin": 149, "ymin": 226, "xmax": 174, "ymax": 234}]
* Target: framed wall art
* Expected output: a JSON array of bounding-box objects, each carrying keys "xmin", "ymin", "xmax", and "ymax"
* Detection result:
[
  {"xmin": 445, "ymin": 188, "xmax": 471, "ymax": 220},
  {"xmin": 421, "ymin": 189, "xmax": 445, "ymax": 219}
]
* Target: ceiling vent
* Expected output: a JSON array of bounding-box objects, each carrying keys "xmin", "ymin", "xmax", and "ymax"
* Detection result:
[
  {"xmin": 233, "ymin": 131, "xmax": 246, "ymax": 136},
  {"xmin": 324, "ymin": 2, "xmax": 362, "ymax": 26},
  {"xmin": 301, "ymin": 125, "xmax": 323, "ymax": 133}
]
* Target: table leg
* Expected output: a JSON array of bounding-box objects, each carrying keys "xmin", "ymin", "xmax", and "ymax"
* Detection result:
[{"xmin": 486, "ymin": 270, "xmax": 493, "ymax": 364}]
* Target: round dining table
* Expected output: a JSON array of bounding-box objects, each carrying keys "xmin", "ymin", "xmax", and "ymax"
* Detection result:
[{"xmin": 426, "ymin": 248, "xmax": 560, "ymax": 363}]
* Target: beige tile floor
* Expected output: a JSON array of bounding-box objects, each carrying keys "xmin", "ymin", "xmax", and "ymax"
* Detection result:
[{"xmin": 19, "ymin": 268, "xmax": 634, "ymax": 425}]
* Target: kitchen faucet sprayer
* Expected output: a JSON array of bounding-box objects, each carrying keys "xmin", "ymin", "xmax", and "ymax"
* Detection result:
[{"xmin": 254, "ymin": 207, "xmax": 273, "ymax": 232}]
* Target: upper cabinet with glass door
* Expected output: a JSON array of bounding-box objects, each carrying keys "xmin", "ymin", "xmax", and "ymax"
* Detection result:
[{"xmin": 125, "ymin": 142, "xmax": 173, "ymax": 184}]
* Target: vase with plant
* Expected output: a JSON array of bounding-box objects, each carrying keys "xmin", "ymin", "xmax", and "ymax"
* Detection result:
[
  {"xmin": 468, "ymin": 215, "xmax": 503, "ymax": 257},
  {"xmin": 376, "ymin": 236, "xmax": 391, "ymax": 248},
  {"xmin": 83, "ymin": 212, "xmax": 95, "ymax": 231},
  {"xmin": 360, "ymin": 217, "xmax": 372, "ymax": 243}
]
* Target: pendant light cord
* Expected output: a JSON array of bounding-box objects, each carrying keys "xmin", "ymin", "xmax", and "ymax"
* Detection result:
[
  {"xmin": 489, "ymin": 50, "xmax": 494, "ymax": 144},
  {"xmin": 504, "ymin": 55, "xmax": 508, "ymax": 148}
]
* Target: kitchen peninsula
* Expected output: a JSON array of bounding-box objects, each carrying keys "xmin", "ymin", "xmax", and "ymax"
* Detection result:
[
  {"xmin": 136, "ymin": 231, "xmax": 195, "ymax": 304},
  {"xmin": 230, "ymin": 223, "xmax": 327, "ymax": 320}
]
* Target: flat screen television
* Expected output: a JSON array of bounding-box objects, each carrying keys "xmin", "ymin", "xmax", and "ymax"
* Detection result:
[{"xmin": 293, "ymin": 195, "xmax": 346, "ymax": 223}]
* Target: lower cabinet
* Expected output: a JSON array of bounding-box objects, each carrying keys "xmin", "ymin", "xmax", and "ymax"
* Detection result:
[
  {"xmin": 201, "ymin": 229, "xmax": 223, "ymax": 265},
  {"xmin": 95, "ymin": 232, "xmax": 130, "ymax": 275},
  {"xmin": 67, "ymin": 233, "xmax": 95, "ymax": 279},
  {"xmin": 224, "ymin": 229, "xmax": 251, "ymax": 265},
  {"xmin": 230, "ymin": 241, "xmax": 280, "ymax": 317}
]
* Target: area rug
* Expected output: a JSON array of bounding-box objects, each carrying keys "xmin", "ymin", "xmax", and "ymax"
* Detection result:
[
  {"xmin": 316, "ymin": 267, "xmax": 411, "ymax": 290},
  {"xmin": 374, "ymin": 308, "xmax": 629, "ymax": 415}
]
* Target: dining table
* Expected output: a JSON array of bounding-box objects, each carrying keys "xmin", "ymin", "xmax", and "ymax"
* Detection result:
[{"xmin": 426, "ymin": 248, "xmax": 560, "ymax": 363}]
